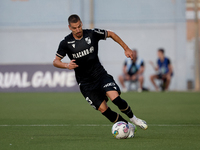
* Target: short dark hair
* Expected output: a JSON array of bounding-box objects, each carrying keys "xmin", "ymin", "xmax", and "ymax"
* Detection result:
[
  {"xmin": 68, "ymin": 14, "xmax": 81, "ymax": 25},
  {"xmin": 158, "ymin": 48, "xmax": 165, "ymax": 54}
]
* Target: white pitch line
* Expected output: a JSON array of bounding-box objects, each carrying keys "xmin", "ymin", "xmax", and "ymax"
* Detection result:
[
  {"xmin": 0, "ymin": 124, "xmax": 200, "ymax": 127},
  {"xmin": 150, "ymin": 124, "xmax": 200, "ymax": 127},
  {"xmin": 0, "ymin": 124, "xmax": 71, "ymax": 127}
]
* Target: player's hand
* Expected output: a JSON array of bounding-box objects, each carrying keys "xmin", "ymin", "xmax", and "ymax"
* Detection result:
[
  {"xmin": 124, "ymin": 48, "xmax": 133, "ymax": 60},
  {"xmin": 149, "ymin": 61, "xmax": 154, "ymax": 66},
  {"xmin": 67, "ymin": 60, "xmax": 79, "ymax": 70}
]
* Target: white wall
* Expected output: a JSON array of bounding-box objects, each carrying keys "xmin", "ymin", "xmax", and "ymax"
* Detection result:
[
  {"xmin": 0, "ymin": 28, "xmax": 70, "ymax": 64},
  {"xmin": 0, "ymin": 0, "xmax": 188, "ymax": 91}
]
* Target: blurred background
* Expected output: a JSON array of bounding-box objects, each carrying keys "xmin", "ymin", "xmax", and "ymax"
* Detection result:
[{"xmin": 0, "ymin": 0, "xmax": 200, "ymax": 92}]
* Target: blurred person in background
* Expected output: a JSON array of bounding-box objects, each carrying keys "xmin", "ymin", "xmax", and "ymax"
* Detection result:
[
  {"xmin": 118, "ymin": 49, "xmax": 145, "ymax": 92},
  {"xmin": 150, "ymin": 48, "xmax": 173, "ymax": 91}
]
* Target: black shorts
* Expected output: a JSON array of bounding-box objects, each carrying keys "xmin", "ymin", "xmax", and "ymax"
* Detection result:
[
  {"xmin": 156, "ymin": 73, "xmax": 173, "ymax": 79},
  {"xmin": 79, "ymin": 74, "xmax": 121, "ymax": 110},
  {"xmin": 156, "ymin": 74, "xmax": 164, "ymax": 79}
]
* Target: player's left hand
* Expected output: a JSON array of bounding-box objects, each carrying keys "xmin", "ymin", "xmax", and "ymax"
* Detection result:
[
  {"xmin": 124, "ymin": 48, "xmax": 133, "ymax": 60},
  {"xmin": 67, "ymin": 60, "xmax": 79, "ymax": 70}
]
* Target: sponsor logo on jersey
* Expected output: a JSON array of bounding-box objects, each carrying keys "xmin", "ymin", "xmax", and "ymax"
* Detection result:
[
  {"xmin": 94, "ymin": 29, "xmax": 104, "ymax": 35},
  {"xmin": 103, "ymin": 82, "xmax": 116, "ymax": 88},
  {"xmin": 72, "ymin": 44, "xmax": 75, "ymax": 48},
  {"xmin": 85, "ymin": 37, "xmax": 91, "ymax": 45},
  {"xmin": 67, "ymin": 41, "xmax": 75, "ymax": 44},
  {"xmin": 72, "ymin": 46, "xmax": 94, "ymax": 59}
]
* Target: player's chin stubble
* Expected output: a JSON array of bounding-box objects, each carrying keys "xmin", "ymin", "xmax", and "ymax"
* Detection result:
[{"xmin": 76, "ymin": 32, "xmax": 83, "ymax": 38}]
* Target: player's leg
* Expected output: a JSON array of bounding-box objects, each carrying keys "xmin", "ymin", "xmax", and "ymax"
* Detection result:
[
  {"xmin": 101, "ymin": 74, "xmax": 147, "ymax": 129},
  {"xmin": 119, "ymin": 75, "xmax": 130, "ymax": 92},
  {"xmin": 101, "ymin": 92, "xmax": 136, "ymax": 137},
  {"xmin": 98, "ymin": 100, "xmax": 128, "ymax": 123},
  {"xmin": 106, "ymin": 91, "xmax": 133, "ymax": 118},
  {"xmin": 134, "ymin": 75, "xmax": 144, "ymax": 92},
  {"xmin": 106, "ymin": 91, "xmax": 148, "ymax": 130},
  {"xmin": 164, "ymin": 75, "xmax": 171, "ymax": 90},
  {"xmin": 138, "ymin": 75, "xmax": 144, "ymax": 90},
  {"xmin": 81, "ymin": 85, "xmax": 136, "ymax": 137},
  {"xmin": 99, "ymin": 98, "xmax": 136, "ymax": 138},
  {"xmin": 150, "ymin": 74, "xmax": 159, "ymax": 91},
  {"xmin": 80, "ymin": 84, "xmax": 128, "ymax": 124},
  {"xmin": 118, "ymin": 75, "xmax": 126, "ymax": 88}
]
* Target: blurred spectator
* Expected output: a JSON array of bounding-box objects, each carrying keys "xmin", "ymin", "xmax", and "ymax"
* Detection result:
[
  {"xmin": 118, "ymin": 49, "xmax": 145, "ymax": 92},
  {"xmin": 150, "ymin": 48, "xmax": 173, "ymax": 91}
]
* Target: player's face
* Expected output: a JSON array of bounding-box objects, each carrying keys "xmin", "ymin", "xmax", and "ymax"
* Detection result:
[
  {"xmin": 69, "ymin": 21, "xmax": 83, "ymax": 39},
  {"xmin": 158, "ymin": 51, "xmax": 164, "ymax": 59}
]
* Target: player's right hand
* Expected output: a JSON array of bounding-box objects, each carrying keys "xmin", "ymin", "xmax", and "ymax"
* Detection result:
[
  {"xmin": 67, "ymin": 60, "xmax": 79, "ymax": 70},
  {"xmin": 149, "ymin": 61, "xmax": 154, "ymax": 66},
  {"xmin": 124, "ymin": 48, "xmax": 133, "ymax": 60}
]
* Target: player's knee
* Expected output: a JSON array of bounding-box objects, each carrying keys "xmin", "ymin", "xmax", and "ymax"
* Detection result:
[
  {"xmin": 118, "ymin": 75, "xmax": 123, "ymax": 81},
  {"xmin": 167, "ymin": 76, "xmax": 171, "ymax": 81},
  {"xmin": 131, "ymin": 76, "xmax": 136, "ymax": 81},
  {"xmin": 98, "ymin": 104, "xmax": 108, "ymax": 113},
  {"xmin": 139, "ymin": 75, "xmax": 144, "ymax": 81},
  {"xmin": 124, "ymin": 75, "xmax": 130, "ymax": 80},
  {"xmin": 150, "ymin": 75, "xmax": 154, "ymax": 80},
  {"xmin": 106, "ymin": 91, "xmax": 119, "ymax": 101}
]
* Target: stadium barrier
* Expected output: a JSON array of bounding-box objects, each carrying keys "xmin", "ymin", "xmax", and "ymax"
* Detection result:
[{"xmin": 0, "ymin": 64, "xmax": 79, "ymax": 92}]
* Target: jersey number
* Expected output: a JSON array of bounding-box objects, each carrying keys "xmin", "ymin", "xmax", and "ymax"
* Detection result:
[{"xmin": 86, "ymin": 97, "xmax": 96, "ymax": 109}]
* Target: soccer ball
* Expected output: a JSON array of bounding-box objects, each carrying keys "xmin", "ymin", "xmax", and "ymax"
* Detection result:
[{"xmin": 111, "ymin": 121, "xmax": 130, "ymax": 139}]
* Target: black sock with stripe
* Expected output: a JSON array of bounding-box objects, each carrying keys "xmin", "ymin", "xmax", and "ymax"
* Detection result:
[
  {"xmin": 102, "ymin": 107, "xmax": 128, "ymax": 123},
  {"xmin": 112, "ymin": 96, "xmax": 134, "ymax": 118}
]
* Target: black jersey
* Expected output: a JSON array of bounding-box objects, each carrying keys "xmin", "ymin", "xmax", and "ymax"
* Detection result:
[{"xmin": 56, "ymin": 28, "xmax": 108, "ymax": 85}]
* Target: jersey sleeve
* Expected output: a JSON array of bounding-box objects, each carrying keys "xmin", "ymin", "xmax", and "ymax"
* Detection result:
[
  {"xmin": 56, "ymin": 40, "xmax": 68, "ymax": 59},
  {"xmin": 93, "ymin": 28, "xmax": 107, "ymax": 40},
  {"xmin": 124, "ymin": 60, "xmax": 127, "ymax": 66},
  {"xmin": 167, "ymin": 58, "xmax": 171, "ymax": 65},
  {"xmin": 141, "ymin": 61, "xmax": 144, "ymax": 67}
]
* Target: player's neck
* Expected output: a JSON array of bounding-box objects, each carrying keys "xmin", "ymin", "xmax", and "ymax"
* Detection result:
[
  {"xmin": 72, "ymin": 34, "xmax": 83, "ymax": 40},
  {"xmin": 160, "ymin": 56, "xmax": 165, "ymax": 62}
]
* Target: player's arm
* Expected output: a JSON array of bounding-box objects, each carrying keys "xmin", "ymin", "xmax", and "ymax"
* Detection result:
[
  {"xmin": 166, "ymin": 64, "xmax": 173, "ymax": 78},
  {"xmin": 149, "ymin": 61, "xmax": 158, "ymax": 71},
  {"xmin": 168, "ymin": 64, "xmax": 173, "ymax": 74},
  {"xmin": 123, "ymin": 61, "xmax": 128, "ymax": 75},
  {"xmin": 166, "ymin": 59, "xmax": 173, "ymax": 75},
  {"xmin": 53, "ymin": 56, "xmax": 78, "ymax": 70},
  {"xmin": 138, "ymin": 66, "xmax": 144, "ymax": 75},
  {"xmin": 107, "ymin": 31, "xmax": 133, "ymax": 60}
]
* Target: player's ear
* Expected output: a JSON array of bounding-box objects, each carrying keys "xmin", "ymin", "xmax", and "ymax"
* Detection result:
[{"xmin": 68, "ymin": 24, "xmax": 71, "ymax": 30}]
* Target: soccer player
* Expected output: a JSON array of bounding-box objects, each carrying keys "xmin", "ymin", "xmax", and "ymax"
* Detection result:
[
  {"xmin": 150, "ymin": 48, "xmax": 173, "ymax": 91},
  {"xmin": 53, "ymin": 14, "xmax": 148, "ymax": 138},
  {"xmin": 118, "ymin": 49, "xmax": 145, "ymax": 92}
]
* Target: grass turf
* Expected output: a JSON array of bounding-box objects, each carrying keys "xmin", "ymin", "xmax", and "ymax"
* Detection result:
[{"xmin": 0, "ymin": 92, "xmax": 200, "ymax": 150}]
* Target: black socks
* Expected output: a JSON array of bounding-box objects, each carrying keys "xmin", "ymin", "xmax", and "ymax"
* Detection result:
[
  {"xmin": 102, "ymin": 96, "xmax": 134, "ymax": 124},
  {"xmin": 112, "ymin": 96, "xmax": 134, "ymax": 118},
  {"xmin": 102, "ymin": 107, "xmax": 128, "ymax": 123}
]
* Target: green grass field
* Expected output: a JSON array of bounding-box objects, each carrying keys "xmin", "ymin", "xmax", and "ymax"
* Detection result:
[{"xmin": 0, "ymin": 92, "xmax": 200, "ymax": 150}]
